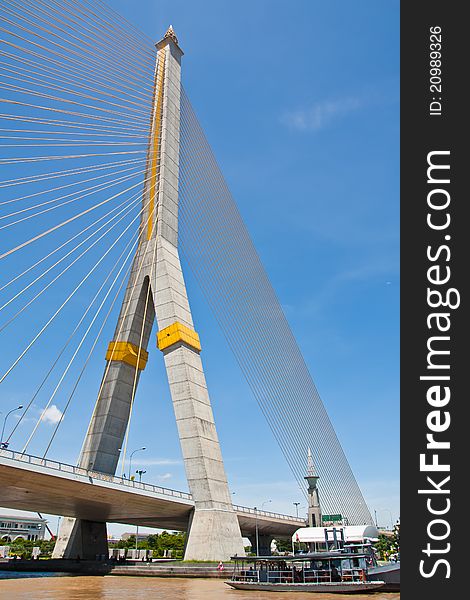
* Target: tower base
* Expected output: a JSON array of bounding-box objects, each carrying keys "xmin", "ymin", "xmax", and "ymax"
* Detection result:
[
  {"xmin": 52, "ymin": 517, "xmax": 108, "ymax": 560},
  {"xmin": 184, "ymin": 508, "xmax": 245, "ymax": 561}
]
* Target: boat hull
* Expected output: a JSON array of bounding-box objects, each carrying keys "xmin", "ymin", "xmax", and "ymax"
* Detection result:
[
  {"xmin": 367, "ymin": 562, "xmax": 400, "ymax": 592},
  {"xmin": 225, "ymin": 581, "xmax": 385, "ymax": 593}
]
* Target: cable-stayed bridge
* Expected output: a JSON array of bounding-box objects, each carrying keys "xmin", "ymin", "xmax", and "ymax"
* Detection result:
[
  {"xmin": 0, "ymin": 447, "xmax": 304, "ymax": 556},
  {"xmin": 0, "ymin": 0, "xmax": 373, "ymax": 560}
]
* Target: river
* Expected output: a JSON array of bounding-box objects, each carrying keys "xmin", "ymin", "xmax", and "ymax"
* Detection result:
[{"xmin": 0, "ymin": 574, "xmax": 400, "ymax": 599}]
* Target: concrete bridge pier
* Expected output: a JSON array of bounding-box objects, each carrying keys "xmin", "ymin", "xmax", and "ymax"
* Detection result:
[
  {"xmin": 248, "ymin": 534, "xmax": 274, "ymax": 557},
  {"xmin": 52, "ymin": 517, "xmax": 108, "ymax": 560}
]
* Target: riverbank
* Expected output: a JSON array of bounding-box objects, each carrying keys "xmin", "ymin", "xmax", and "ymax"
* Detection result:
[{"xmin": 0, "ymin": 559, "xmax": 230, "ymax": 578}]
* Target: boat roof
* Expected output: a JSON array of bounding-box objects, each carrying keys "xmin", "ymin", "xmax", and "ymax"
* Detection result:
[
  {"xmin": 292, "ymin": 525, "xmax": 379, "ymax": 543},
  {"xmin": 232, "ymin": 552, "xmax": 368, "ymax": 562}
]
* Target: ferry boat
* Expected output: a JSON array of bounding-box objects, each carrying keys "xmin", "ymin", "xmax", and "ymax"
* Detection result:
[
  {"xmin": 225, "ymin": 552, "xmax": 385, "ymax": 593},
  {"xmin": 292, "ymin": 525, "xmax": 400, "ymax": 592}
]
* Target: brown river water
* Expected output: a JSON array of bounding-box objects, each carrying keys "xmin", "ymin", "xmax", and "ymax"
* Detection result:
[{"xmin": 0, "ymin": 575, "xmax": 400, "ymax": 600}]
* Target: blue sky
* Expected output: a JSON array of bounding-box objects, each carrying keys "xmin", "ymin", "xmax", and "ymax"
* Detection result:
[{"xmin": 0, "ymin": 0, "xmax": 399, "ymax": 536}]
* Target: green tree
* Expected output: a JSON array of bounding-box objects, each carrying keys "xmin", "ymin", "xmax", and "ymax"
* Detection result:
[
  {"xmin": 374, "ymin": 532, "xmax": 399, "ymax": 560},
  {"xmin": 108, "ymin": 531, "xmax": 187, "ymax": 559},
  {"xmin": 8, "ymin": 538, "xmax": 55, "ymax": 559},
  {"xmin": 274, "ymin": 538, "xmax": 293, "ymax": 553}
]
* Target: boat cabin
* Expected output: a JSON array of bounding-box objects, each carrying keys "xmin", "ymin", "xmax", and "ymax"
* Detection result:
[{"xmin": 230, "ymin": 552, "xmax": 371, "ymax": 585}]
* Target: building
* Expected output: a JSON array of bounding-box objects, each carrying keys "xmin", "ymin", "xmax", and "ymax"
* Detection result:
[
  {"xmin": 377, "ymin": 528, "xmax": 395, "ymax": 538},
  {"xmin": 0, "ymin": 514, "xmax": 46, "ymax": 542},
  {"xmin": 121, "ymin": 532, "xmax": 149, "ymax": 542},
  {"xmin": 107, "ymin": 534, "xmax": 121, "ymax": 545}
]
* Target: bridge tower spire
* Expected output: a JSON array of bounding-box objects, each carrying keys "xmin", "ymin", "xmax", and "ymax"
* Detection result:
[
  {"xmin": 53, "ymin": 26, "xmax": 244, "ymax": 561},
  {"xmin": 305, "ymin": 447, "xmax": 322, "ymax": 527}
]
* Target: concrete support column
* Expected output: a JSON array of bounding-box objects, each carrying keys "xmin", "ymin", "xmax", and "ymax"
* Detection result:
[
  {"xmin": 79, "ymin": 248, "xmax": 155, "ymax": 476},
  {"xmin": 52, "ymin": 518, "xmax": 107, "ymax": 560},
  {"xmin": 54, "ymin": 249, "xmax": 156, "ymax": 558},
  {"xmin": 248, "ymin": 534, "xmax": 273, "ymax": 557},
  {"xmin": 150, "ymin": 30, "xmax": 244, "ymax": 561},
  {"xmin": 153, "ymin": 239, "xmax": 244, "ymax": 559}
]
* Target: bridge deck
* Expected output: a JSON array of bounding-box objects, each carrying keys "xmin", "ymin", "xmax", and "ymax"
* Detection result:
[{"xmin": 0, "ymin": 449, "xmax": 305, "ymax": 537}]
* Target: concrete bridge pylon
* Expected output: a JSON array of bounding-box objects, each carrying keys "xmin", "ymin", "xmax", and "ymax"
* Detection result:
[{"xmin": 53, "ymin": 26, "xmax": 245, "ymax": 562}]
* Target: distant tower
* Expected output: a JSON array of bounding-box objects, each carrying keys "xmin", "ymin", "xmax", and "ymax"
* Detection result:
[{"xmin": 305, "ymin": 448, "xmax": 322, "ymax": 527}]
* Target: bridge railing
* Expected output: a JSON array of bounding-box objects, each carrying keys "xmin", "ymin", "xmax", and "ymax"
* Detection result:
[
  {"xmin": 1, "ymin": 448, "xmax": 305, "ymax": 522},
  {"xmin": 233, "ymin": 504, "xmax": 305, "ymax": 523},
  {"xmin": 0, "ymin": 447, "xmax": 192, "ymax": 501}
]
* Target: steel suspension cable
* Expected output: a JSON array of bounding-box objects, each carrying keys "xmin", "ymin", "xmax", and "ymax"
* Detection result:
[
  {"xmin": 82, "ymin": 0, "xmax": 156, "ymax": 49},
  {"xmin": 0, "ymin": 187, "xmax": 143, "ymax": 316},
  {"xmin": 178, "ymin": 109, "xmax": 328, "ymax": 492},
  {"xmin": 0, "ymin": 15, "xmax": 155, "ymax": 96},
  {"xmin": 0, "ymin": 171, "xmax": 147, "ymax": 268},
  {"xmin": 13, "ymin": 225, "xmax": 139, "ymax": 449},
  {"xmin": 39, "ymin": 0, "xmax": 157, "ymax": 64},
  {"xmin": 0, "ymin": 173, "xmax": 155, "ymax": 386},
  {"xmin": 0, "ymin": 38, "xmax": 154, "ymax": 106},
  {"xmin": 0, "ymin": 112, "xmax": 150, "ymax": 135},
  {"xmin": 0, "ymin": 192, "xmax": 141, "ymax": 294},
  {"xmin": 0, "ymin": 163, "xmax": 145, "ymax": 225},
  {"xmin": 0, "ymin": 157, "xmax": 145, "ymax": 189},
  {"xmin": 0, "ymin": 64, "xmax": 151, "ymax": 116},
  {"xmin": 21, "ymin": 208, "xmax": 146, "ymax": 454},
  {"xmin": 0, "ymin": 189, "xmax": 141, "ymax": 335},
  {"xmin": 6, "ymin": 0, "xmax": 156, "ymax": 76},
  {"xmin": 0, "ymin": 81, "xmax": 151, "ymax": 123},
  {"xmin": 179, "ymin": 117, "xmax": 368, "ymax": 520},
  {"xmin": 0, "ymin": 60, "xmax": 153, "ymax": 113},
  {"xmin": 177, "ymin": 126, "xmax": 359, "ymax": 517},
  {"xmin": 0, "ymin": 28, "xmax": 154, "ymax": 101},
  {"xmin": 178, "ymin": 90, "xmax": 373, "ymax": 524},
  {"xmin": 0, "ymin": 160, "xmax": 146, "ymax": 209},
  {"xmin": 40, "ymin": 249, "xmax": 136, "ymax": 459},
  {"xmin": 8, "ymin": 189, "xmax": 156, "ymax": 447}
]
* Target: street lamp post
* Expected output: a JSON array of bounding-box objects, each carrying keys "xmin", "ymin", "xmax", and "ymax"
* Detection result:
[
  {"xmin": 136, "ymin": 469, "xmax": 146, "ymax": 482},
  {"xmin": 1, "ymin": 405, "xmax": 23, "ymax": 448},
  {"xmin": 253, "ymin": 500, "xmax": 272, "ymax": 556},
  {"xmin": 128, "ymin": 446, "xmax": 146, "ymax": 479},
  {"xmin": 293, "ymin": 502, "xmax": 301, "ymax": 518},
  {"xmin": 254, "ymin": 506, "xmax": 259, "ymax": 556},
  {"xmin": 135, "ymin": 469, "xmax": 146, "ymax": 555}
]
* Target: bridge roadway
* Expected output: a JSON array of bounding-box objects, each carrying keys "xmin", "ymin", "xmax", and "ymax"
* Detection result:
[{"xmin": 0, "ymin": 449, "xmax": 305, "ymax": 539}]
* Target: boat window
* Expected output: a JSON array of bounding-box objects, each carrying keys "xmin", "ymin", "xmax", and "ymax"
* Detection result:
[{"xmin": 331, "ymin": 559, "xmax": 342, "ymax": 569}]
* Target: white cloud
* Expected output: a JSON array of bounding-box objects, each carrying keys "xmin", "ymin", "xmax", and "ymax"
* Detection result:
[
  {"xmin": 282, "ymin": 96, "xmax": 364, "ymax": 132},
  {"xmin": 41, "ymin": 404, "xmax": 63, "ymax": 425},
  {"xmin": 158, "ymin": 472, "xmax": 172, "ymax": 481}
]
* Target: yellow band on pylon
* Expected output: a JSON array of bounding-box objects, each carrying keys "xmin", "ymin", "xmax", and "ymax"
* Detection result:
[
  {"xmin": 157, "ymin": 322, "xmax": 201, "ymax": 352},
  {"xmin": 106, "ymin": 341, "xmax": 149, "ymax": 370},
  {"xmin": 147, "ymin": 50, "xmax": 166, "ymax": 241}
]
